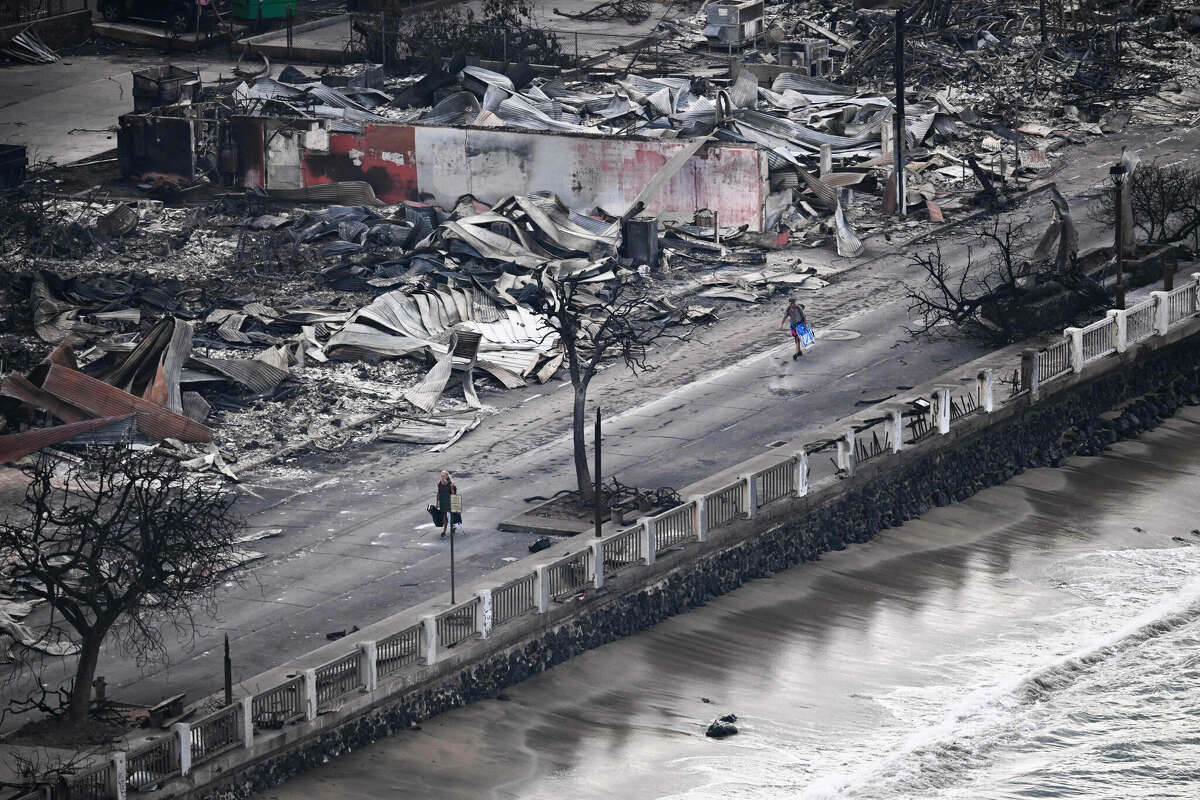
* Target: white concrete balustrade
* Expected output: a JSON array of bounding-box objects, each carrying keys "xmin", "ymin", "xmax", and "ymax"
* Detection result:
[{"xmin": 76, "ymin": 281, "xmax": 1200, "ymax": 799}]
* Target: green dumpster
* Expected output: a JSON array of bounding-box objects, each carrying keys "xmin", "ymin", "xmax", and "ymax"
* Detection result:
[{"xmin": 232, "ymin": 0, "xmax": 297, "ymax": 21}]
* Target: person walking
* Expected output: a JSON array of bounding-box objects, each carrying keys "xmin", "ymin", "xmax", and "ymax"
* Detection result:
[
  {"xmin": 436, "ymin": 471, "xmax": 457, "ymax": 538},
  {"xmin": 780, "ymin": 298, "xmax": 810, "ymax": 360}
]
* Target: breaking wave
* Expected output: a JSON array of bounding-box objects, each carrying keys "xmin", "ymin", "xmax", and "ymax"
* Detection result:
[{"xmin": 799, "ymin": 575, "xmax": 1200, "ymax": 799}]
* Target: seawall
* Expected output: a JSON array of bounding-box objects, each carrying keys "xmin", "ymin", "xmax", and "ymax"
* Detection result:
[{"xmin": 48, "ymin": 281, "xmax": 1200, "ymax": 800}]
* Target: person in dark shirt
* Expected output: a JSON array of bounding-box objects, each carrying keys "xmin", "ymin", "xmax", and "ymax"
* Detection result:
[
  {"xmin": 436, "ymin": 471, "xmax": 456, "ymax": 538},
  {"xmin": 780, "ymin": 299, "xmax": 808, "ymax": 360}
]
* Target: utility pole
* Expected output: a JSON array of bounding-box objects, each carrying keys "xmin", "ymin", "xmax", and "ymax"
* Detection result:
[
  {"xmin": 594, "ymin": 407, "xmax": 602, "ymax": 538},
  {"xmin": 893, "ymin": 6, "xmax": 906, "ymax": 217},
  {"xmin": 223, "ymin": 634, "xmax": 233, "ymax": 707},
  {"xmin": 1110, "ymin": 162, "xmax": 1127, "ymax": 309}
]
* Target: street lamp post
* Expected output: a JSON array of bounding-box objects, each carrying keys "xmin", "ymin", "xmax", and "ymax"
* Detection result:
[
  {"xmin": 594, "ymin": 407, "xmax": 602, "ymax": 538},
  {"xmin": 1110, "ymin": 162, "xmax": 1127, "ymax": 309}
]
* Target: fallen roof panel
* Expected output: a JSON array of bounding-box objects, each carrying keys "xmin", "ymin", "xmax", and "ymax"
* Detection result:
[
  {"xmin": 39, "ymin": 364, "xmax": 212, "ymax": 443},
  {"xmin": 0, "ymin": 415, "xmax": 133, "ymax": 464}
]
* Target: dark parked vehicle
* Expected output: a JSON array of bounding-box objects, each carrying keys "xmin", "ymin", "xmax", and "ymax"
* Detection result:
[{"xmin": 98, "ymin": 0, "xmax": 224, "ymax": 33}]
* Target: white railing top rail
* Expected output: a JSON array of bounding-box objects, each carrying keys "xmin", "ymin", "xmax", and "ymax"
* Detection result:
[{"xmin": 644, "ymin": 499, "xmax": 696, "ymax": 525}]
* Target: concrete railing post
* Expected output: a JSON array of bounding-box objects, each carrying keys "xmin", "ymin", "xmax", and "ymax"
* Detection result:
[
  {"xmin": 421, "ymin": 617, "xmax": 437, "ymax": 665},
  {"xmin": 302, "ymin": 669, "xmax": 318, "ymax": 719},
  {"xmin": 587, "ymin": 542, "xmax": 604, "ymax": 590},
  {"xmin": 111, "ymin": 751, "xmax": 127, "ymax": 800},
  {"xmin": 977, "ymin": 369, "xmax": 994, "ymax": 413},
  {"xmin": 240, "ymin": 696, "xmax": 254, "ymax": 748},
  {"xmin": 836, "ymin": 430, "xmax": 856, "ymax": 475},
  {"xmin": 173, "ymin": 722, "xmax": 192, "ymax": 776},
  {"xmin": 533, "ymin": 566, "xmax": 550, "ymax": 613},
  {"xmin": 1021, "ymin": 349, "xmax": 1039, "ymax": 401},
  {"xmin": 689, "ymin": 495, "xmax": 708, "ymax": 541},
  {"xmin": 793, "ymin": 450, "xmax": 809, "ymax": 495},
  {"xmin": 1109, "ymin": 309, "xmax": 1128, "ymax": 353},
  {"xmin": 639, "ymin": 518, "xmax": 655, "ymax": 565},
  {"xmin": 741, "ymin": 474, "xmax": 758, "ymax": 519},
  {"xmin": 1064, "ymin": 327, "xmax": 1084, "ymax": 372},
  {"xmin": 1150, "ymin": 291, "xmax": 1171, "ymax": 335},
  {"xmin": 887, "ymin": 408, "xmax": 904, "ymax": 451},
  {"xmin": 935, "ymin": 387, "xmax": 952, "ymax": 434},
  {"xmin": 476, "ymin": 589, "xmax": 493, "ymax": 638},
  {"xmin": 358, "ymin": 641, "xmax": 378, "ymax": 690}
]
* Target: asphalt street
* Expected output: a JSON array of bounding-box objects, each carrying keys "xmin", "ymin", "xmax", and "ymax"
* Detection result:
[{"xmin": 5, "ymin": 114, "xmax": 1200, "ymax": 719}]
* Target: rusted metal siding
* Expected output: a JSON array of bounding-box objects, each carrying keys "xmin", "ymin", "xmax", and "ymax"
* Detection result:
[
  {"xmin": 237, "ymin": 118, "xmax": 769, "ymax": 229},
  {"xmin": 0, "ymin": 415, "xmax": 132, "ymax": 464},
  {"xmin": 39, "ymin": 365, "xmax": 213, "ymax": 443}
]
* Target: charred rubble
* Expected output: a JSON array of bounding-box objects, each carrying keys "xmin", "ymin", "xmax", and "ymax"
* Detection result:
[{"xmin": 3, "ymin": 0, "xmax": 1200, "ymax": 476}]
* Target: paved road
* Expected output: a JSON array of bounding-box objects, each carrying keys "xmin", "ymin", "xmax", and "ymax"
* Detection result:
[{"xmin": 9, "ymin": 127, "xmax": 1200, "ymax": 720}]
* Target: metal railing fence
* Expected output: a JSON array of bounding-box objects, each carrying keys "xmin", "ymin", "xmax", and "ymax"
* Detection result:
[
  {"xmin": 251, "ymin": 675, "xmax": 306, "ymax": 729},
  {"xmin": 436, "ymin": 599, "xmax": 480, "ymax": 648},
  {"xmin": 1126, "ymin": 298, "xmax": 1156, "ymax": 343},
  {"xmin": 1081, "ymin": 317, "xmax": 1116, "ymax": 362},
  {"xmin": 545, "ymin": 550, "xmax": 591, "ymax": 600},
  {"xmin": 703, "ymin": 481, "xmax": 744, "ymax": 529},
  {"xmin": 190, "ymin": 705, "xmax": 242, "ymax": 766},
  {"xmin": 601, "ymin": 526, "xmax": 644, "ymax": 576},
  {"xmin": 126, "ymin": 736, "xmax": 180, "ymax": 791},
  {"xmin": 651, "ymin": 503, "xmax": 695, "ymax": 553},
  {"xmin": 376, "ymin": 623, "xmax": 423, "ymax": 677},
  {"xmin": 754, "ymin": 459, "xmax": 794, "ymax": 507},
  {"xmin": 491, "ymin": 573, "xmax": 537, "ymax": 628},
  {"xmin": 1037, "ymin": 339, "xmax": 1072, "ymax": 384}
]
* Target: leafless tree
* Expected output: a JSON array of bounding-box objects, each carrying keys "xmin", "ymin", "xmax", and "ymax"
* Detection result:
[
  {"xmin": 905, "ymin": 221, "xmax": 1105, "ymax": 345},
  {"xmin": 1095, "ymin": 162, "xmax": 1200, "ymax": 247},
  {"xmin": 527, "ymin": 265, "xmax": 671, "ymax": 501},
  {"xmin": 0, "ymin": 447, "xmax": 244, "ymax": 727}
]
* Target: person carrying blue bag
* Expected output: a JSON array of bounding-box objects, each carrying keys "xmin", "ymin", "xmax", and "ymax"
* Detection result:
[{"xmin": 780, "ymin": 298, "xmax": 815, "ymax": 360}]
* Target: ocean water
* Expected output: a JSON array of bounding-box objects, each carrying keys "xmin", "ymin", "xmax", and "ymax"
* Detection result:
[{"xmin": 263, "ymin": 408, "xmax": 1200, "ymax": 800}]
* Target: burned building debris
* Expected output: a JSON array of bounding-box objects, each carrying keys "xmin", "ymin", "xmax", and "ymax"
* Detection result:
[{"xmin": 3, "ymin": 0, "xmax": 1200, "ymax": 474}]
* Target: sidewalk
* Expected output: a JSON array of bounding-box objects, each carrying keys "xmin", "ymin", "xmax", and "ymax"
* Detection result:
[{"xmin": 0, "ymin": 54, "xmax": 239, "ymax": 165}]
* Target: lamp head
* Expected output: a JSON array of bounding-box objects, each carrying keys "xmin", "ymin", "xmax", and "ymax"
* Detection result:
[{"xmin": 1109, "ymin": 162, "xmax": 1127, "ymax": 186}]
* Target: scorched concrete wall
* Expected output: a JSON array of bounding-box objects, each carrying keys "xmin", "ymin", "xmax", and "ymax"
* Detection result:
[{"xmin": 234, "ymin": 118, "xmax": 770, "ymax": 228}]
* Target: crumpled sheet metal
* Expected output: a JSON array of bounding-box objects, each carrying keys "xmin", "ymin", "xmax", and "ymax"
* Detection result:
[
  {"xmin": 38, "ymin": 364, "xmax": 213, "ymax": 443},
  {"xmin": 326, "ymin": 286, "xmax": 558, "ymax": 384},
  {"xmin": 834, "ymin": 197, "xmax": 865, "ymax": 259},
  {"xmin": 0, "ymin": 415, "xmax": 133, "ymax": 464},
  {"xmin": 185, "ymin": 356, "xmax": 289, "ymax": 396},
  {"xmin": 404, "ymin": 332, "xmax": 458, "ymax": 413}
]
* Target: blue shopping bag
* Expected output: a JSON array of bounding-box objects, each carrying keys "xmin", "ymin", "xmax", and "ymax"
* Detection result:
[{"xmin": 794, "ymin": 322, "xmax": 816, "ymax": 349}]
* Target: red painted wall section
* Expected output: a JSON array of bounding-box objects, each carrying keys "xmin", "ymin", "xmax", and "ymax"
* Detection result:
[
  {"xmin": 240, "ymin": 117, "xmax": 769, "ymax": 228},
  {"xmin": 299, "ymin": 124, "xmax": 418, "ymax": 202}
]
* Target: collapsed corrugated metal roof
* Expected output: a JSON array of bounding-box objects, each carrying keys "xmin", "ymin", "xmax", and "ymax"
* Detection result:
[
  {"xmin": 0, "ymin": 415, "xmax": 134, "ymax": 464},
  {"xmin": 38, "ymin": 364, "xmax": 213, "ymax": 443}
]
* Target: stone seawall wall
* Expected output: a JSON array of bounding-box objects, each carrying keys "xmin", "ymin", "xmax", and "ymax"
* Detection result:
[{"xmin": 199, "ymin": 335, "xmax": 1200, "ymax": 800}]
